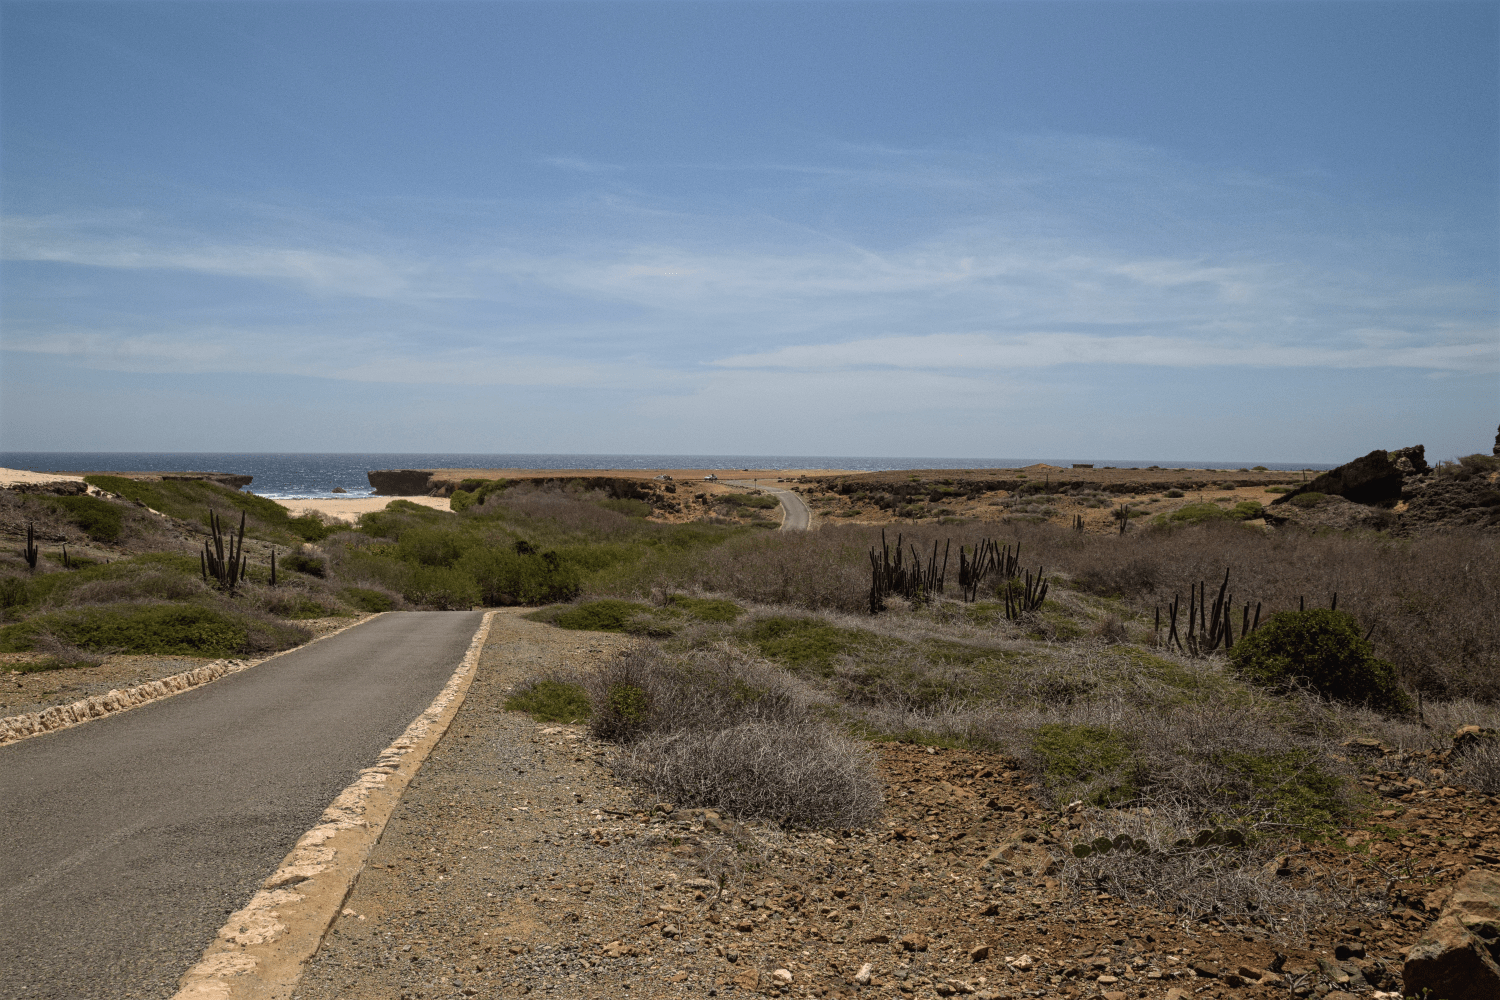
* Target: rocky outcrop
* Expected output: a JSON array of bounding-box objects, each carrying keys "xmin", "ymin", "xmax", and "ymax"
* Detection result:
[
  {"xmin": 366, "ymin": 470, "xmax": 435, "ymax": 495},
  {"xmin": 1402, "ymin": 478, "xmax": 1500, "ymax": 533},
  {"xmin": 1403, "ymin": 867, "xmax": 1500, "ymax": 1000},
  {"xmin": 4, "ymin": 480, "xmax": 89, "ymax": 496},
  {"xmin": 1270, "ymin": 450, "xmax": 1404, "ymax": 507},
  {"xmin": 1389, "ymin": 444, "xmax": 1429, "ymax": 475}
]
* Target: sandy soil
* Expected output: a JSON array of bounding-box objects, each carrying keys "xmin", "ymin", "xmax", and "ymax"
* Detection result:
[
  {"xmin": 0, "ymin": 467, "xmax": 86, "ymax": 488},
  {"xmin": 290, "ymin": 612, "xmax": 1495, "ymax": 1000},
  {"xmin": 276, "ymin": 496, "xmax": 456, "ymax": 523}
]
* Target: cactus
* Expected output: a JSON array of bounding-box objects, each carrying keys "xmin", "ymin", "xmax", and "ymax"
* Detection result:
[
  {"xmin": 23, "ymin": 522, "xmax": 39, "ymax": 571},
  {"xmin": 202, "ymin": 508, "xmax": 247, "ymax": 593}
]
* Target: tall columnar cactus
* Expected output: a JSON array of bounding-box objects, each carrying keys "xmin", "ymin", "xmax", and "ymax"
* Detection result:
[
  {"xmin": 202, "ymin": 508, "xmax": 247, "ymax": 593},
  {"xmin": 23, "ymin": 522, "xmax": 39, "ymax": 572}
]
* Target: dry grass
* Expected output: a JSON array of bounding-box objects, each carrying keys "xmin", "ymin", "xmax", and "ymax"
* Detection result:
[
  {"xmin": 615, "ymin": 722, "xmax": 885, "ymax": 828},
  {"xmin": 634, "ymin": 520, "xmax": 1500, "ymax": 701}
]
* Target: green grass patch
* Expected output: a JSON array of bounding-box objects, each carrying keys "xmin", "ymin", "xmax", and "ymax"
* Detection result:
[
  {"xmin": 505, "ymin": 678, "xmax": 592, "ymax": 722},
  {"xmin": 1154, "ymin": 502, "xmax": 1237, "ymax": 526},
  {"xmin": 1210, "ymin": 749, "xmax": 1346, "ymax": 834},
  {"xmin": 1031, "ymin": 723, "xmax": 1140, "ymax": 806},
  {"xmin": 529, "ymin": 598, "xmax": 679, "ymax": 636},
  {"xmin": 1290, "ymin": 492, "xmax": 1327, "ymax": 508},
  {"xmin": 41, "ymin": 495, "xmax": 125, "ymax": 543},
  {"xmin": 597, "ymin": 497, "xmax": 653, "ymax": 518},
  {"xmin": 717, "ymin": 493, "xmax": 779, "ymax": 510},
  {"xmin": 84, "ymin": 476, "xmax": 337, "ymax": 542},
  {"xmin": 341, "ymin": 587, "xmax": 397, "ymax": 613},
  {"xmin": 0, "ymin": 602, "xmax": 307, "ymax": 657},
  {"xmin": 743, "ymin": 616, "xmax": 877, "ymax": 678},
  {"xmin": 1265, "ymin": 486, "xmax": 1292, "ymax": 494}
]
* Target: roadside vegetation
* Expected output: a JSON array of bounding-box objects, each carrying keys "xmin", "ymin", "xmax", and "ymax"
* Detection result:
[{"xmin": 500, "ymin": 495, "xmax": 1500, "ymax": 936}]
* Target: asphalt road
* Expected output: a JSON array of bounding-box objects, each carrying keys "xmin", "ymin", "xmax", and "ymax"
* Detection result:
[
  {"xmin": 0, "ymin": 610, "xmax": 485, "ymax": 999},
  {"xmin": 748, "ymin": 481, "xmax": 812, "ymax": 531}
]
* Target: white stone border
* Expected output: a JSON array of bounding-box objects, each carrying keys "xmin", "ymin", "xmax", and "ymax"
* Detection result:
[
  {"xmin": 173, "ymin": 609, "xmax": 497, "ymax": 1000},
  {"xmin": 0, "ymin": 615, "xmax": 384, "ymax": 747}
]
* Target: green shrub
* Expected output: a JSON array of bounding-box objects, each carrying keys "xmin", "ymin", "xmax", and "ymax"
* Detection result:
[
  {"xmin": 83, "ymin": 475, "xmax": 337, "ymax": 542},
  {"xmin": 43, "ymin": 495, "xmax": 125, "ymax": 543},
  {"xmin": 341, "ymin": 587, "xmax": 397, "ymax": 613},
  {"xmin": 281, "ymin": 552, "xmax": 326, "ymax": 577},
  {"xmin": 1031, "ymin": 724, "xmax": 1140, "ymax": 806},
  {"xmin": 598, "ymin": 497, "xmax": 652, "ymax": 518},
  {"xmin": 1230, "ymin": 609, "xmax": 1412, "ymax": 714},
  {"xmin": 505, "ymin": 678, "xmax": 592, "ymax": 722},
  {"xmin": 1252, "ymin": 466, "xmax": 1268, "ymax": 472},
  {"xmin": 401, "ymin": 565, "xmax": 480, "ymax": 609},
  {"xmin": 1163, "ymin": 489, "xmax": 1185, "ymax": 498},
  {"xmin": 1210, "ymin": 749, "xmax": 1346, "ymax": 833},
  {"xmin": 0, "ymin": 603, "xmax": 306, "ymax": 657},
  {"xmin": 540, "ymin": 598, "xmax": 673, "ymax": 634},
  {"xmin": 719, "ymin": 494, "xmax": 779, "ymax": 510},
  {"xmin": 0, "ymin": 577, "xmax": 30, "ymax": 610},
  {"xmin": 1154, "ymin": 503, "xmax": 1236, "ymax": 526},
  {"xmin": 398, "ymin": 528, "xmax": 467, "ymax": 567},
  {"xmin": 460, "ymin": 547, "xmax": 581, "ymax": 606},
  {"xmin": 1265, "ymin": 486, "xmax": 1292, "ymax": 493},
  {"xmin": 1290, "ymin": 492, "xmax": 1327, "ymax": 508},
  {"xmin": 600, "ymin": 681, "xmax": 651, "ymax": 739},
  {"xmin": 449, "ymin": 489, "xmax": 477, "ymax": 512},
  {"xmin": 1231, "ymin": 501, "xmax": 1265, "ymax": 520},
  {"xmin": 744, "ymin": 617, "xmax": 867, "ymax": 677}
]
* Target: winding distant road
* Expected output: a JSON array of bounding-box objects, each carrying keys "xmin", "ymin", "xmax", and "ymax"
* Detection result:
[
  {"xmin": 748, "ymin": 480, "xmax": 812, "ymax": 531},
  {"xmin": 0, "ymin": 610, "xmax": 485, "ymax": 999}
]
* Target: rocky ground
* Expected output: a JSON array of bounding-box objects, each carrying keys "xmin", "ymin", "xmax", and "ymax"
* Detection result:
[{"xmin": 289, "ymin": 613, "xmax": 1498, "ymax": 1000}]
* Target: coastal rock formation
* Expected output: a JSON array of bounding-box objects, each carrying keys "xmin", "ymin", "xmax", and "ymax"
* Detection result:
[
  {"xmin": 1402, "ymin": 478, "xmax": 1500, "ymax": 532},
  {"xmin": 1403, "ymin": 868, "xmax": 1500, "ymax": 1000},
  {"xmin": 1389, "ymin": 444, "xmax": 1429, "ymax": 475},
  {"xmin": 1270, "ymin": 450, "xmax": 1404, "ymax": 507},
  {"xmin": 366, "ymin": 470, "xmax": 435, "ymax": 495}
]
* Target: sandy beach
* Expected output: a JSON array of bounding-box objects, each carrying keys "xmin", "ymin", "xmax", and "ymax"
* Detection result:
[{"xmin": 274, "ymin": 496, "xmax": 453, "ymax": 523}]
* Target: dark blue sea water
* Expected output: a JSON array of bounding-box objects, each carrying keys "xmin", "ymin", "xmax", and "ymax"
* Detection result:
[{"xmin": 0, "ymin": 453, "xmax": 1335, "ymax": 500}]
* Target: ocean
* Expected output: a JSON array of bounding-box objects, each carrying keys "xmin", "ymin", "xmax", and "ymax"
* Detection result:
[{"xmin": 0, "ymin": 453, "xmax": 1336, "ymax": 500}]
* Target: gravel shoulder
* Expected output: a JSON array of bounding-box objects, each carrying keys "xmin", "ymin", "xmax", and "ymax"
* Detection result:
[{"xmin": 292, "ymin": 614, "xmax": 1496, "ymax": 1000}]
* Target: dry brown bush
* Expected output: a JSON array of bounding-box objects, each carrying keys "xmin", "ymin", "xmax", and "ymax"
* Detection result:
[
  {"xmin": 582, "ymin": 643, "xmax": 821, "ymax": 742},
  {"xmin": 1056, "ymin": 804, "xmax": 1333, "ymax": 935},
  {"xmin": 1453, "ymin": 738, "xmax": 1500, "ymax": 794},
  {"xmin": 615, "ymin": 722, "xmax": 884, "ymax": 828}
]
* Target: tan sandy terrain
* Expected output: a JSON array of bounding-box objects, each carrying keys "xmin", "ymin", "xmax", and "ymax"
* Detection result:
[
  {"xmin": 0, "ymin": 467, "xmax": 87, "ymax": 488},
  {"xmin": 274, "ymin": 496, "xmax": 455, "ymax": 523}
]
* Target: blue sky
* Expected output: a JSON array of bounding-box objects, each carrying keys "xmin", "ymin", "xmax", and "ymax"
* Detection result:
[{"xmin": 2, "ymin": 0, "xmax": 1496, "ymax": 462}]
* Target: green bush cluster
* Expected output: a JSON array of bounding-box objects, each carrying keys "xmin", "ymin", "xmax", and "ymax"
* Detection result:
[
  {"xmin": 449, "ymin": 478, "xmax": 509, "ymax": 512},
  {"xmin": 505, "ymin": 678, "xmax": 592, "ymax": 722},
  {"xmin": 0, "ymin": 602, "xmax": 307, "ymax": 657},
  {"xmin": 1031, "ymin": 723, "xmax": 1140, "ymax": 806},
  {"xmin": 1230, "ymin": 609, "xmax": 1412, "ymax": 714},
  {"xmin": 340, "ymin": 587, "xmax": 397, "ymax": 613},
  {"xmin": 1290, "ymin": 492, "xmax": 1327, "ymax": 508},
  {"xmin": 42, "ymin": 495, "xmax": 125, "ymax": 543},
  {"xmin": 744, "ymin": 617, "xmax": 868, "ymax": 677}
]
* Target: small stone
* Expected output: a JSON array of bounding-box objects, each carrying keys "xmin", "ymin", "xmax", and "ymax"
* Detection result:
[
  {"xmin": 666, "ymin": 972, "xmax": 688, "ymax": 983},
  {"xmin": 1165, "ymin": 989, "xmax": 1189, "ymax": 1000},
  {"xmin": 864, "ymin": 933, "xmax": 891, "ymax": 944},
  {"xmin": 725, "ymin": 950, "xmax": 739, "ymax": 964},
  {"xmin": 899, "ymin": 932, "xmax": 930, "ymax": 952},
  {"xmin": 854, "ymin": 962, "xmax": 874, "ymax": 985},
  {"xmin": 1102, "ymin": 993, "xmax": 1127, "ymax": 1000},
  {"xmin": 661, "ymin": 924, "xmax": 680, "ymax": 938},
  {"xmin": 969, "ymin": 944, "xmax": 990, "ymax": 962},
  {"xmin": 733, "ymin": 968, "xmax": 760, "ymax": 990},
  {"xmin": 772, "ymin": 968, "xmax": 793, "ymax": 983},
  {"xmin": 1096, "ymin": 975, "xmax": 1118, "ymax": 984},
  {"xmin": 1008, "ymin": 954, "xmax": 1033, "ymax": 970}
]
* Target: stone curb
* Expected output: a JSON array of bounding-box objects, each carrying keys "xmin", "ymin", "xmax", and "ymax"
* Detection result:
[
  {"xmin": 0, "ymin": 615, "xmax": 383, "ymax": 747},
  {"xmin": 172, "ymin": 609, "xmax": 498, "ymax": 1000}
]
